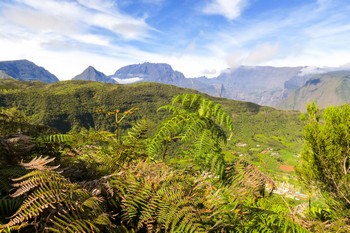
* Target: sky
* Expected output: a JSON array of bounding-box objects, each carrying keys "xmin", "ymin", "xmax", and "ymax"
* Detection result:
[{"xmin": 1, "ymin": 0, "xmax": 350, "ymax": 80}]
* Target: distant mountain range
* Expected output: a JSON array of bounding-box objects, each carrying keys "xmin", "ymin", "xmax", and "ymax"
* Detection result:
[{"xmin": 1, "ymin": 59, "xmax": 350, "ymax": 111}]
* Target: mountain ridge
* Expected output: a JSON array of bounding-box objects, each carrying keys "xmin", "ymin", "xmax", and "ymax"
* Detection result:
[
  {"xmin": 0, "ymin": 59, "xmax": 59, "ymax": 83},
  {"xmin": 2, "ymin": 59, "xmax": 350, "ymax": 110}
]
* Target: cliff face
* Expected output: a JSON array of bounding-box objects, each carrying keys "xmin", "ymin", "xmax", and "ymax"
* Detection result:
[{"xmin": 278, "ymin": 71, "xmax": 350, "ymax": 111}]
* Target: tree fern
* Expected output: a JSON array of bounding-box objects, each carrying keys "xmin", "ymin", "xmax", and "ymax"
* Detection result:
[{"xmin": 148, "ymin": 94, "xmax": 233, "ymax": 166}]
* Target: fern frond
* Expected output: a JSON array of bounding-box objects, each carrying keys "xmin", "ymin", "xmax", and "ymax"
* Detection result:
[
  {"xmin": 150, "ymin": 94, "xmax": 234, "ymax": 163},
  {"xmin": 180, "ymin": 117, "xmax": 206, "ymax": 143},
  {"xmin": 245, "ymin": 211, "xmax": 310, "ymax": 233},
  {"xmin": 125, "ymin": 119, "xmax": 148, "ymax": 142},
  {"xmin": 0, "ymin": 222, "xmax": 28, "ymax": 233},
  {"xmin": 11, "ymin": 170, "xmax": 66, "ymax": 197},
  {"xmin": 0, "ymin": 197, "xmax": 23, "ymax": 222},
  {"xmin": 37, "ymin": 134, "xmax": 73, "ymax": 143},
  {"xmin": 19, "ymin": 155, "xmax": 59, "ymax": 171},
  {"xmin": 233, "ymin": 161, "xmax": 277, "ymax": 198},
  {"xmin": 3, "ymin": 157, "xmax": 114, "ymax": 232},
  {"xmin": 110, "ymin": 161, "xmax": 207, "ymax": 232},
  {"xmin": 147, "ymin": 113, "xmax": 192, "ymax": 159}
]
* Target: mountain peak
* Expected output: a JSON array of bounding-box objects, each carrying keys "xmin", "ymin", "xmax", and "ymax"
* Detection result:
[
  {"xmin": 112, "ymin": 62, "xmax": 188, "ymax": 85},
  {"xmin": 0, "ymin": 59, "xmax": 59, "ymax": 83},
  {"xmin": 72, "ymin": 66, "xmax": 116, "ymax": 84},
  {"xmin": 86, "ymin": 65, "xmax": 96, "ymax": 70}
]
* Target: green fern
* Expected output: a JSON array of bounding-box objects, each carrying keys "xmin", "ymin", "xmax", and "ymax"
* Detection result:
[
  {"xmin": 148, "ymin": 94, "xmax": 233, "ymax": 165},
  {"xmin": 110, "ymin": 161, "xmax": 207, "ymax": 232},
  {"xmin": 37, "ymin": 133, "xmax": 73, "ymax": 143},
  {"xmin": 124, "ymin": 119, "xmax": 148, "ymax": 142},
  {"xmin": 0, "ymin": 197, "xmax": 23, "ymax": 224},
  {"xmin": 1, "ymin": 156, "xmax": 114, "ymax": 232}
]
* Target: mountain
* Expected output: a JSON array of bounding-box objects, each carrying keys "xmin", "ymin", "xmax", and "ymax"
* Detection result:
[
  {"xmin": 189, "ymin": 66, "xmax": 304, "ymax": 106},
  {"xmin": 0, "ymin": 70, "xmax": 14, "ymax": 79},
  {"xmin": 0, "ymin": 60, "xmax": 59, "ymax": 83},
  {"xmin": 110, "ymin": 63, "xmax": 309, "ymax": 107},
  {"xmin": 5, "ymin": 59, "xmax": 350, "ymax": 111},
  {"xmin": 111, "ymin": 62, "xmax": 191, "ymax": 86},
  {"xmin": 278, "ymin": 71, "xmax": 350, "ymax": 111},
  {"xmin": 72, "ymin": 66, "xmax": 116, "ymax": 84},
  {"xmin": 0, "ymin": 79, "xmax": 303, "ymax": 152}
]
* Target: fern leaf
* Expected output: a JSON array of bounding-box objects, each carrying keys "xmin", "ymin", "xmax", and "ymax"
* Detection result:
[
  {"xmin": 37, "ymin": 134, "xmax": 73, "ymax": 143},
  {"xmin": 19, "ymin": 155, "xmax": 59, "ymax": 171},
  {"xmin": 4, "ymin": 157, "xmax": 114, "ymax": 232}
]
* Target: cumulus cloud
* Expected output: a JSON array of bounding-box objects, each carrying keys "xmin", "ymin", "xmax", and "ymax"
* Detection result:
[
  {"xmin": 226, "ymin": 51, "xmax": 244, "ymax": 68},
  {"xmin": 225, "ymin": 43, "xmax": 279, "ymax": 68},
  {"xmin": 298, "ymin": 66, "xmax": 323, "ymax": 76},
  {"xmin": 298, "ymin": 64, "xmax": 350, "ymax": 77},
  {"xmin": 202, "ymin": 0, "xmax": 249, "ymax": 20},
  {"xmin": 1, "ymin": 0, "xmax": 350, "ymax": 82},
  {"xmin": 1, "ymin": 0, "xmax": 152, "ymax": 41},
  {"xmin": 245, "ymin": 43, "xmax": 280, "ymax": 65}
]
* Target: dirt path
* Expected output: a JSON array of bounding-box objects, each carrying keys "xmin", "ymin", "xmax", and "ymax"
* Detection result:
[{"xmin": 279, "ymin": 164, "xmax": 294, "ymax": 172}]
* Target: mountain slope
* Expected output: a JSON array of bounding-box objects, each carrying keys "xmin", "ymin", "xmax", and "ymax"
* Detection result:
[
  {"xmin": 0, "ymin": 60, "xmax": 59, "ymax": 83},
  {"xmin": 0, "ymin": 79, "xmax": 303, "ymax": 152},
  {"xmin": 72, "ymin": 66, "xmax": 116, "ymax": 83},
  {"xmin": 192, "ymin": 66, "xmax": 304, "ymax": 106},
  {"xmin": 0, "ymin": 71, "xmax": 14, "ymax": 79},
  {"xmin": 110, "ymin": 63, "xmax": 307, "ymax": 107},
  {"xmin": 278, "ymin": 71, "xmax": 350, "ymax": 111}
]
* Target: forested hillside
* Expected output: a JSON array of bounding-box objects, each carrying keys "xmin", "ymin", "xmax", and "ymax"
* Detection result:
[
  {"xmin": 0, "ymin": 79, "xmax": 303, "ymax": 151},
  {"xmin": 1, "ymin": 79, "xmax": 350, "ymax": 231}
]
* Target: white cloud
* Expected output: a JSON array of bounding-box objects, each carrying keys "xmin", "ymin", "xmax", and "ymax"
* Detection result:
[
  {"xmin": 2, "ymin": 0, "xmax": 152, "ymax": 40},
  {"xmin": 3, "ymin": 7, "xmax": 81, "ymax": 34},
  {"xmin": 1, "ymin": 0, "xmax": 350, "ymax": 82},
  {"xmin": 112, "ymin": 77, "xmax": 144, "ymax": 84},
  {"xmin": 76, "ymin": 0, "xmax": 116, "ymax": 13},
  {"xmin": 298, "ymin": 66, "xmax": 323, "ymax": 76},
  {"xmin": 202, "ymin": 0, "xmax": 249, "ymax": 20},
  {"xmin": 245, "ymin": 43, "xmax": 280, "ymax": 65},
  {"xmin": 224, "ymin": 43, "xmax": 279, "ymax": 68}
]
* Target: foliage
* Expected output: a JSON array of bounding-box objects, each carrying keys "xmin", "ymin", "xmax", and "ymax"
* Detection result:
[
  {"xmin": 0, "ymin": 82, "xmax": 316, "ymax": 232},
  {"xmin": 147, "ymin": 94, "xmax": 233, "ymax": 177},
  {"xmin": 298, "ymin": 102, "xmax": 350, "ymax": 231},
  {"xmin": 110, "ymin": 161, "xmax": 208, "ymax": 232},
  {"xmin": 0, "ymin": 156, "xmax": 114, "ymax": 232},
  {"xmin": 0, "ymin": 79, "xmax": 303, "ymax": 152}
]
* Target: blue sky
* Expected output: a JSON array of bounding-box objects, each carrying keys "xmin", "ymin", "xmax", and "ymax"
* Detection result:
[{"xmin": 0, "ymin": 0, "xmax": 350, "ymax": 80}]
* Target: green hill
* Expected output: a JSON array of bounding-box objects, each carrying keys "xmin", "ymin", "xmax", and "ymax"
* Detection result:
[{"xmin": 0, "ymin": 79, "xmax": 303, "ymax": 155}]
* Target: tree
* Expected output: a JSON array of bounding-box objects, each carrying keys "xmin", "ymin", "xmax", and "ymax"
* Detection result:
[{"xmin": 298, "ymin": 102, "xmax": 350, "ymax": 228}]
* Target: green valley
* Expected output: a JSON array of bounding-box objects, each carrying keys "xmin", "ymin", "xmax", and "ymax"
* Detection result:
[{"xmin": 2, "ymin": 79, "xmax": 349, "ymax": 232}]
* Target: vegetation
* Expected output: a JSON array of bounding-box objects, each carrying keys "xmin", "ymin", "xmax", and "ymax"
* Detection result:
[
  {"xmin": 3, "ymin": 79, "xmax": 350, "ymax": 231},
  {"xmin": 297, "ymin": 102, "xmax": 350, "ymax": 231},
  {"xmin": 0, "ymin": 79, "xmax": 304, "ymax": 178}
]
